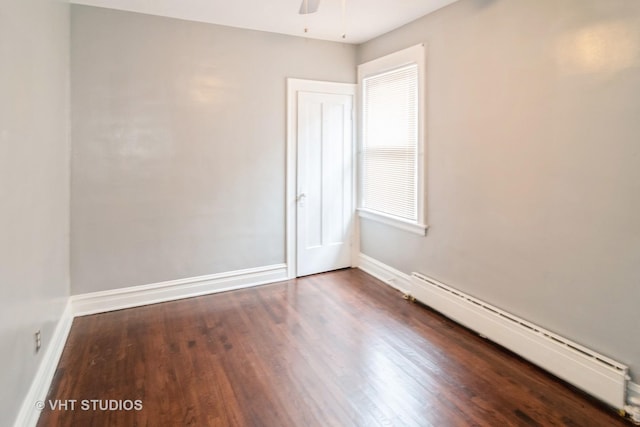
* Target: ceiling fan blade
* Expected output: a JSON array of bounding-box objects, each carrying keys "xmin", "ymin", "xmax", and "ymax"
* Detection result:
[{"xmin": 299, "ymin": 0, "xmax": 320, "ymax": 14}]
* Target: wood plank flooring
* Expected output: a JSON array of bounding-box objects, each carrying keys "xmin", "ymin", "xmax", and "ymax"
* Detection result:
[{"xmin": 38, "ymin": 269, "xmax": 631, "ymax": 426}]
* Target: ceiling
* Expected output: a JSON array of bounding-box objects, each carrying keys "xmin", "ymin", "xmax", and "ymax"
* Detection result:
[{"xmin": 70, "ymin": 0, "xmax": 460, "ymax": 44}]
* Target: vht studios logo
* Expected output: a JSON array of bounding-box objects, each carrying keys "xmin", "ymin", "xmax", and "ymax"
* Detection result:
[{"xmin": 36, "ymin": 399, "xmax": 143, "ymax": 411}]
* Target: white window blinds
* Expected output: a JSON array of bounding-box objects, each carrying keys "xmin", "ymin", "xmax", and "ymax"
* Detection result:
[{"xmin": 361, "ymin": 64, "xmax": 419, "ymax": 221}]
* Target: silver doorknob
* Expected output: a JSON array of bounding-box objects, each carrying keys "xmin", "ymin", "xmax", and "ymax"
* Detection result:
[{"xmin": 296, "ymin": 193, "xmax": 306, "ymax": 202}]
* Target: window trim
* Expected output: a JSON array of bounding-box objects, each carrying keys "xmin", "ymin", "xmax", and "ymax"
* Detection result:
[{"xmin": 357, "ymin": 44, "xmax": 427, "ymax": 236}]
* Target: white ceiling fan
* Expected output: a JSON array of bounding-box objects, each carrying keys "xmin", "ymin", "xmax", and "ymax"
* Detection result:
[
  {"xmin": 299, "ymin": 0, "xmax": 348, "ymax": 39},
  {"xmin": 298, "ymin": 0, "xmax": 320, "ymax": 15},
  {"xmin": 299, "ymin": 0, "xmax": 321, "ymax": 15}
]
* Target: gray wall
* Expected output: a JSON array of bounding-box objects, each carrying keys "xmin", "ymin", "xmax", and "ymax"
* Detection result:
[
  {"xmin": 358, "ymin": 0, "xmax": 640, "ymax": 381},
  {"xmin": 70, "ymin": 6, "xmax": 356, "ymax": 294},
  {"xmin": 0, "ymin": 0, "xmax": 70, "ymax": 425}
]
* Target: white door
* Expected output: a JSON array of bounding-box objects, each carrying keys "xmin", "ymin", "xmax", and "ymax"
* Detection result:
[{"xmin": 296, "ymin": 91, "xmax": 353, "ymax": 277}]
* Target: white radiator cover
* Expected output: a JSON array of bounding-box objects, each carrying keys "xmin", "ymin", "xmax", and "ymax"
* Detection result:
[{"xmin": 411, "ymin": 272, "xmax": 630, "ymax": 409}]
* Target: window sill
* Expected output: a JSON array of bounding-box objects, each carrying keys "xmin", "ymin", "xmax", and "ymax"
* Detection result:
[{"xmin": 357, "ymin": 209, "xmax": 428, "ymax": 236}]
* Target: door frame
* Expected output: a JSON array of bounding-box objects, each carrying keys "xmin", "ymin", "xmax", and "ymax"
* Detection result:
[{"xmin": 286, "ymin": 78, "xmax": 358, "ymax": 279}]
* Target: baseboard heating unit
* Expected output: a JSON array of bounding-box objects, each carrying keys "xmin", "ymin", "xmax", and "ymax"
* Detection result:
[{"xmin": 410, "ymin": 272, "xmax": 630, "ymax": 410}]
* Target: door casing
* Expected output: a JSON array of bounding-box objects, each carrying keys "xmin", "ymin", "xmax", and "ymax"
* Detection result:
[{"xmin": 286, "ymin": 78, "xmax": 358, "ymax": 279}]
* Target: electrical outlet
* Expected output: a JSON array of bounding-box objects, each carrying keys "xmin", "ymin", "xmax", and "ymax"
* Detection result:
[{"xmin": 35, "ymin": 330, "xmax": 42, "ymax": 353}]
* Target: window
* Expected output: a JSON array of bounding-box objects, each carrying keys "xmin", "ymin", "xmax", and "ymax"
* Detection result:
[{"xmin": 358, "ymin": 44, "xmax": 427, "ymax": 235}]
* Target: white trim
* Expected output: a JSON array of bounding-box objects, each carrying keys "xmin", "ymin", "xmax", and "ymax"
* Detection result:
[
  {"xmin": 357, "ymin": 253, "xmax": 635, "ymax": 411},
  {"xmin": 13, "ymin": 302, "xmax": 73, "ymax": 427},
  {"xmin": 351, "ymin": 214, "xmax": 361, "ymax": 268},
  {"xmin": 286, "ymin": 78, "xmax": 357, "ymax": 279},
  {"xmin": 72, "ymin": 264, "xmax": 288, "ymax": 316},
  {"xmin": 358, "ymin": 208, "xmax": 428, "ymax": 236},
  {"xmin": 358, "ymin": 44, "xmax": 425, "ymax": 76},
  {"xmin": 13, "ymin": 260, "xmax": 640, "ymax": 425},
  {"xmin": 411, "ymin": 272, "xmax": 630, "ymax": 410},
  {"xmin": 357, "ymin": 253, "xmax": 411, "ymax": 294},
  {"xmin": 357, "ymin": 44, "xmax": 427, "ymax": 231},
  {"xmin": 17, "ymin": 264, "xmax": 288, "ymax": 425},
  {"xmin": 350, "ymin": 95, "xmax": 360, "ymax": 268}
]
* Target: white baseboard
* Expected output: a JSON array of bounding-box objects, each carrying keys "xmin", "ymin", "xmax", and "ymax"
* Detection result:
[
  {"xmin": 72, "ymin": 264, "xmax": 288, "ymax": 316},
  {"xmin": 15, "ymin": 259, "xmax": 638, "ymax": 425},
  {"xmin": 356, "ymin": 254, "xmax": 634, "ymax": 410},
  {"xmin": 357, "ymin": 253, "xmax": 411, "ymax": 294},
  {"xmin": 16, "ymin": 264, "xmax": 288, "ymax": 426},
  {"xmin": 13, "ymin": 302, "xmax": 73, "ymax": 427}
]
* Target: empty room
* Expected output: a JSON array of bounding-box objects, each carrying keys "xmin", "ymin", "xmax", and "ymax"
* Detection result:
[{"xmin": 2, "ymin": 0, "xmax": 639, "ymax": 425}]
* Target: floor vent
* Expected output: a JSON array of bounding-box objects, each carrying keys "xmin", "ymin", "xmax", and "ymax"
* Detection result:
[{"xmin": 411, "ymin": 272, "xmax": 629, "ymax": 409}]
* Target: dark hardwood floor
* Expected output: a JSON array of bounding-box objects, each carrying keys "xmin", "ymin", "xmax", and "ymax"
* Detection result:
[{"xmin": 38, "ymin": 269, "xmax": 631, "ymax": 426}]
